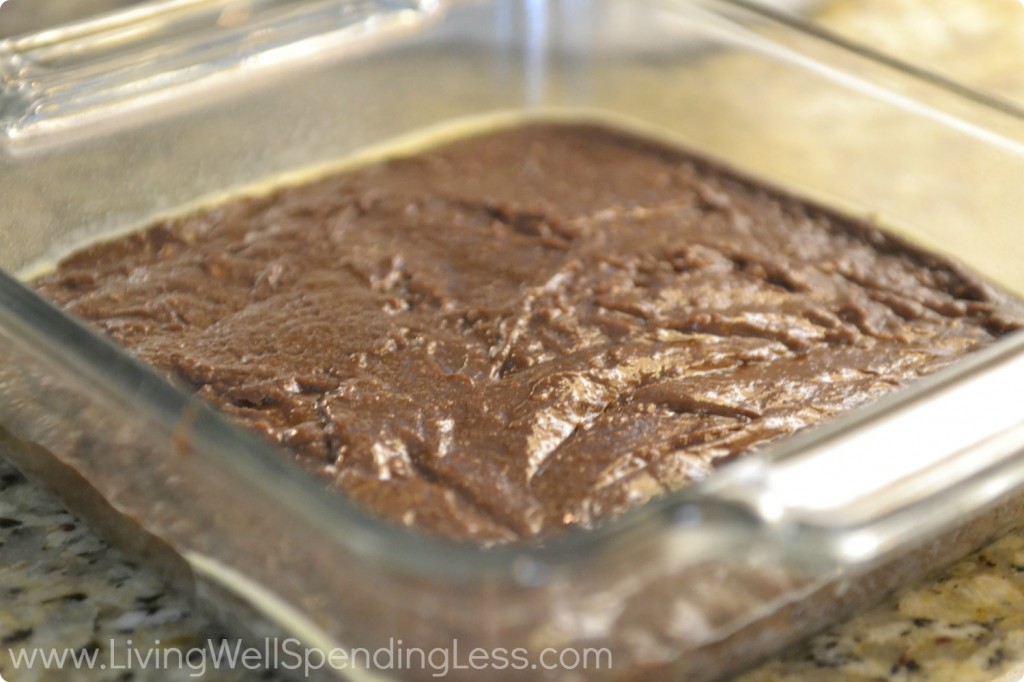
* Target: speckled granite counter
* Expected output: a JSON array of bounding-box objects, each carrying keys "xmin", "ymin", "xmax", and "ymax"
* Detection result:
[
  {"xmin": 0, "ymin": 457, "xmax": 280, "ymax": 681},
  {"xmin": 740, "ymin": 534, "xmax": 1024, "ymax": 681},
  {"xmin": 3, "ymin": 1, "xmax": 1024, "ymax": 681}
]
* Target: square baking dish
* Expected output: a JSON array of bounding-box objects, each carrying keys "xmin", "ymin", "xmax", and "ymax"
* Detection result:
[{"xmin": 3, "ymin": 0, "xmax": 1024, "ymax": 680}]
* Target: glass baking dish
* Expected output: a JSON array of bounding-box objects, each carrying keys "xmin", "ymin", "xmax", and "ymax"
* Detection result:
[{"xmin": 2, "ymin": 0, "xmax": 1024, "ymax": 679}]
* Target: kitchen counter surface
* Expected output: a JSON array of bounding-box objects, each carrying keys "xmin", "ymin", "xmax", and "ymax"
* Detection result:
[
  {"xmin": 0, "ymin": 456, "xmax": 277, "ymax": 681},
  {"xmin": 3, "ymin": 0, "xmax": 1024, "ymax": 680}
]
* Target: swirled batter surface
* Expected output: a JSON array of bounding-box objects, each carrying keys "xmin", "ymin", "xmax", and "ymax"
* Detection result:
[{"xmin": 34, "ymin": 123, "xmax": 1024, "ymax": 543}]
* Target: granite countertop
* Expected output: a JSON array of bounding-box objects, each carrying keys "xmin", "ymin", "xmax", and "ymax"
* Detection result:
[
  {"xmin": 4, "ymin": 0, "xmax": 1024, "ymax": 680},
  {"xmin": 0, "ymin": 455, "xmax": 279, "ymax": 682}
]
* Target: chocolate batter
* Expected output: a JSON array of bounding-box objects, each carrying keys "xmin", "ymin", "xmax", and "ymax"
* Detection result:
[{"xmin": 33, "ymin": 123, "xmax": 1024, "ymax": 544}]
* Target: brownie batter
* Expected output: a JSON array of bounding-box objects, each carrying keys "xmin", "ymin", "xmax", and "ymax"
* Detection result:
[{"xmin": 33, "ymin": 123, "xmax": 1024, "ymax": 544}]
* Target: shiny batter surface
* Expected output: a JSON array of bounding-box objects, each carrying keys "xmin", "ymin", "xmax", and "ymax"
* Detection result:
[{"xmin": 33, "ymin": 123, "xmax": 1024, "ymax": 543}]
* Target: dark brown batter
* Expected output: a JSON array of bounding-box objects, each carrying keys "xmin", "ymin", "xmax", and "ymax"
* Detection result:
[{"xmin": 33, "ymin": 123, "xmax": 1024, "ymax": 544}]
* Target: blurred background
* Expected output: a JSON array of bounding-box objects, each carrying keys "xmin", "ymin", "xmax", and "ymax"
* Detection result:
[{"xmin": 5, "ymin": 0, "xmax": 1024, "ymax": 106}]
